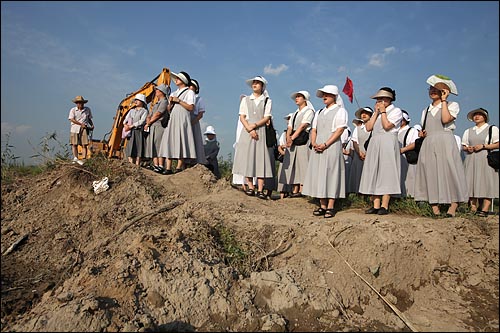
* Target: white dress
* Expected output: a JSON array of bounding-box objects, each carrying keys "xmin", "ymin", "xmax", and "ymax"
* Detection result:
[{"xmin": 302, "ymin": 104, "xmax": 346, "ymax": 199}]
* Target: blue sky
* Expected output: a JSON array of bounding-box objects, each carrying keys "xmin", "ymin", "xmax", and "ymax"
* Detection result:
[{"xmin": 1, "ymin": 1, "xmax": 499, "ymax": 165}]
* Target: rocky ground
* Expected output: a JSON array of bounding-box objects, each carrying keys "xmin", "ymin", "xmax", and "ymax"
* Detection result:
[{"xmin": 1, "ymin": 159, "xmax": 498, "ymax": 332}]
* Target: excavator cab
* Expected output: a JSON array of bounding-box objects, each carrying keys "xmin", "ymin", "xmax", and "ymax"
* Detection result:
[{"xmin": 78, "ymin": 68, "xmax": 171, "ymax": 159}]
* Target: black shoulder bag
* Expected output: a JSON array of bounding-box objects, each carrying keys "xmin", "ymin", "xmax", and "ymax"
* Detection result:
[
  {"xmin": 290, "ymin": 112, "xmax": 309, "ymax": 146},
  {"xmin": 486, "ymin": 125, "xmax": 499, "ymax": 170},
  {"xmin": 413, "ymin": 106, "xmax": 430, "ymax": 154},
  {"xmin": 403, "ymin": 127, "xmax": 419, "ymax": 164},
  {"xmin": 263, "ymin": 98, "xmax": 278, "ymax": 148}
]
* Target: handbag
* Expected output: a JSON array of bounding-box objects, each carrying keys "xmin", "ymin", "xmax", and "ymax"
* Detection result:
[
  {"xmin": 486, "ymin": 125, "xmax": 499, "ymax": 170},
  {"xmin": 265, "ymin": 120, "xmax": 277, "ymax": 148},
  {"xmin": 290, "ymin": 112, "xmax": 309, "ymax": 146},
  {"xmin": 410, "ymin": 106, "xmax": 430, "ymax": 158},
  {"xmin": 403, "ymin": 127, "xmax": 419, "ymax": 164}
]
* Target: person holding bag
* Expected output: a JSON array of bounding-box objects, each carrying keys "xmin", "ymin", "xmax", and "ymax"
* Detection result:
[
  {"xmin": 232, "ymin": 75, "xmax": 274, "ymax": 200},
  {"xmin": 398, "ymin": 110, "xmax": 419, "ymax": 197},
  {"xmin": 302, "ymin": 85, "xmax": 348, "ymax": 219},
  {"xmin": 461, "ymin": 108, "xmax": 499, "ymax": 216},
  {"xmin": 279, "ymin": 90, "xmax": 315, "ymax": 197},
  {"xmin": 414, "ymin": 74, "xmax": 468, "ymax": 217}
]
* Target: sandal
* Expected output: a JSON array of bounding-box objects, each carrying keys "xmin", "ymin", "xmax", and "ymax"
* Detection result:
[
  {"xmin": 290, "ymin": 192, "xmax": 303, "ymax": 198},
  {"xmin": 313, "ymin": 207, "xmax": 326, "ymax": 216},
  {"xmin": 256, "ymin": 191, "xmax": 267, "ymax": 200},
  {"xmin": 475, "ymin": 210, "xmax": 488, "ymax": 217},
  {"xmin": 245, "ymin": 188, "xmax": 255, "ymax": 196},
  {"xmin": 324, "ymin": 209, "xmax": 336, "ymax": 219}
]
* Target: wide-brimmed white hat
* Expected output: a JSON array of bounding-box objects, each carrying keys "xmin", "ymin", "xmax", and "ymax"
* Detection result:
[
  {"xmin": 171, "ymin": 71, "xmax": 191, "ymax": 85},
  {"xmin": 155, "ymin": 84, "xmax": 170, "ymax": 96},
  {"xmin": 284, "ymin": 113, "xmax": 294, "ymax": 120},
  {"xmin": 467, "ymin": 108, "xmax": 489, "ymax": 122},
  {"xmin": 245, "ymin": 75, "xmax": 267, "ymax": 89},
  {"xmin": 354, "ymin": 107, "xmax": 374, "ymax": 119},
  {"xmin": 204, "ymin": 125, "xmax": 216, "ymax": 135},
  {"xmin": 316, "ymin": 85, "xmax": 339, "ymax": 98},
  {"xmin": 402, "ymin": 110, "xmax": 411, "ymax": 122},
  {"xmin": 290, "ymin": 90, "xmax": 310, "ymax": 101},
  {"xmin": 352, "ymin": 118, "xmax": 363, "ymax": 125},
  {"xmin": 134, "ymin": 93, "xmax": 147, "ymax": 104},
  {"xmin": 426, "ymin": 74, "xmax": 458, "ymax": 95},
  {"xmin": 413, "ymin": 124, "xmax": 422, "ymax": 131},
  {"xmin": 190, "ymin": 79, "xmax": 200, "ymax": 94}
]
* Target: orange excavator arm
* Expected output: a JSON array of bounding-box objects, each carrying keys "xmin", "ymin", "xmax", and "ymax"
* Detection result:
[{"xmin": 102, "ymin": 68, "xmax": 171, "ymax": 158}]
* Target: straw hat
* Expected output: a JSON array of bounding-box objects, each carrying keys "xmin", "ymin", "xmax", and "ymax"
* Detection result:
[
  {"xmin": 204, "ymin": 125, "xmax": 216, "ymax": 135},
  {"xmin": 72, "ymin": 95, "xmax": 88, "ymax": 104},
  {"xmin": 370, "ymin": 87, "xmax": 396, "ymax": 101},
  {"xmin": 290, "ymin": 90, "xmax": 310, "ymax": 101},
  {"xmin": 316, "ymin": 85, "xmax": 339, "ymax": 98},
  {"xmin": 171, "ymin": 71, "xmax": 191, "ymax": 85},
  {"xmin": 467, "ymin": 108, "xmax": 489, "ymax": 122},
  {"xmin": 155, "ymin": 84, "xmax": 170, "ymax": 96},
  {"xmin": 426, "ymin": 74, "xmax": 458, "ymax": 95},
  {"xmin": 354, "ymin": 107, "xmax": 374, "ymax": 119}
]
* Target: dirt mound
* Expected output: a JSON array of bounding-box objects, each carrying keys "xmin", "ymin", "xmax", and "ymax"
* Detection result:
[{"xmin": 1, "ymin": 160, "xmax": 498, "ymax": 332}]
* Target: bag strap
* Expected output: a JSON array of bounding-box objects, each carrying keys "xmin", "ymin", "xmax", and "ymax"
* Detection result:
[
  {"xmin": 403, "ymin": 127, "xmax": 411, "ymax": 146},
  {"xmin": 488, "ymin": 125, "xmax": 493, "ymax": 145},
  {"xmin": 292, "ymin": 112, "xmax": 299, "ymax": 129},
  {"xmin": 422, "ymin": 106, "xmax": 430, "ymax": 130}
]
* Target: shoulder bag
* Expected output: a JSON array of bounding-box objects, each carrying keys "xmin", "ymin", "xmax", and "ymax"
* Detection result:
[
  {"xmin": 413, "ymin": 106, "xmax": 430, "ymax": 155},
  {"xmin": 262, "ymin": 98, "xmax": 278, "ymax": 148},
  {"xmin": 486, "ymin": 125, "xmax": 499, "ymax": 170},
  {"xmin": 403, "ymin": 127, "xmax": 418, "ymax": 164},
  {"xmin": 290, "ymin": 112, "xmax": 309, "ymax": 146}
]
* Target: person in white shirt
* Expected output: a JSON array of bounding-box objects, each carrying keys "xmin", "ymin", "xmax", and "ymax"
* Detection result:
[
  {"xmin": 461, "ymin": 108, "xmax": 499, "ymax": 216},
  {"xmin": 231, "ymin": 76, "xmax": 274, "ymax": 200},
  {"xmin": 68, "ymin": 95, "xmax": 93, "ymax": 165}
]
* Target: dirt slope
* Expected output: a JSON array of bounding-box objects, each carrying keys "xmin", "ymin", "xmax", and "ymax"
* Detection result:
[{"xmin": 1, "ymin": 160, "xmax": 498, "ymax": 332}]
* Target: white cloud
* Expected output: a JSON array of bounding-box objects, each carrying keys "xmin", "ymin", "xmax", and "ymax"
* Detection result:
[
  {"xmin": 368, "ymin": 46, "xmax": 397, "ymax": 68},
  {"xmin": 1, "ymin": 122, "xmax": 31, "ymax": 136},
  {"xmin": 264, "ymin": 64, "xmax": 289, "ymax": 76}
]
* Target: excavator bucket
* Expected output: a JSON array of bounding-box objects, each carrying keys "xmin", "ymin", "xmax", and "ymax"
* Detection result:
[{"xmin": 82, "ymin": 68, "xmax": 171, "ymax": 159}]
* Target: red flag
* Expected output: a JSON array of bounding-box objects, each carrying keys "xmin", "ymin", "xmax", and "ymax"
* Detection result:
[{"xmin": 342, "ymin": 76, "xmax": 354, "ymax": 103}]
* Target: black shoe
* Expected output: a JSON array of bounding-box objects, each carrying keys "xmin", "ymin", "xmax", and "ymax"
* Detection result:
[
  {"xmin": 377, "ymin": 207, "xmax": 389, "ymax": 215},
  {"xmin": 163, "ymin": 169, "xmax": 173, "ymax": 175},
  {"xmin": 153, "ymin": 166, "xmax": 164, "ymax": 173},
  {"xmin": 256, "ymin": 191, "xmax": 267, "ymax": 200},
  {"xmin": 313, "ymin": 207, "xmax": 326, "ymax": 216},
  {"xmin": 324, "ymin": 209, "xmax": 336, "ymax": 218},
  {"xmin": 290, "ymin": 192, "xmax": 303, "ymax": 198},
  {"xmin": 365, "ymin": 207, "xmax": 380, "ymax": 214}
]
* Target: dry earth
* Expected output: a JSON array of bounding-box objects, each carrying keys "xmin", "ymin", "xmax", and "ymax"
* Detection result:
[{"xmin": 1, "ymin": 160, "xmax": 498, "ymax": 332}]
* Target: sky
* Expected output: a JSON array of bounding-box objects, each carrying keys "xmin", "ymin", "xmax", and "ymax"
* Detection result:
[{"xmin": 1, "ymin": 1, "xmax": 499, "ymax": 165}]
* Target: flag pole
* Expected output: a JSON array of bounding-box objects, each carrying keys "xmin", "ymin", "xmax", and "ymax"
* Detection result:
[{"xmin": 353, "ymin": 92, "xmax": 361, "ymax": 109}]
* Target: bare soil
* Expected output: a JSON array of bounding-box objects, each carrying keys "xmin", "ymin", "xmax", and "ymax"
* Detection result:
[{"xmin": 1, "ymin": 160, "xmax": 498, "ymax": 332}]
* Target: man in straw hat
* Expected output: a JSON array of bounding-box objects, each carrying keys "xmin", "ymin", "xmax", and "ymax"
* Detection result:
[{"xmin": 68, "ymin": 95, "xmax": 93, "ymax": 165}]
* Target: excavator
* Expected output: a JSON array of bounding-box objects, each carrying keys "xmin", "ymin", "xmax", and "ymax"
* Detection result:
[{"xmin": 78, "ymin": 68, "xmax": 171, "ymax": 159}]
